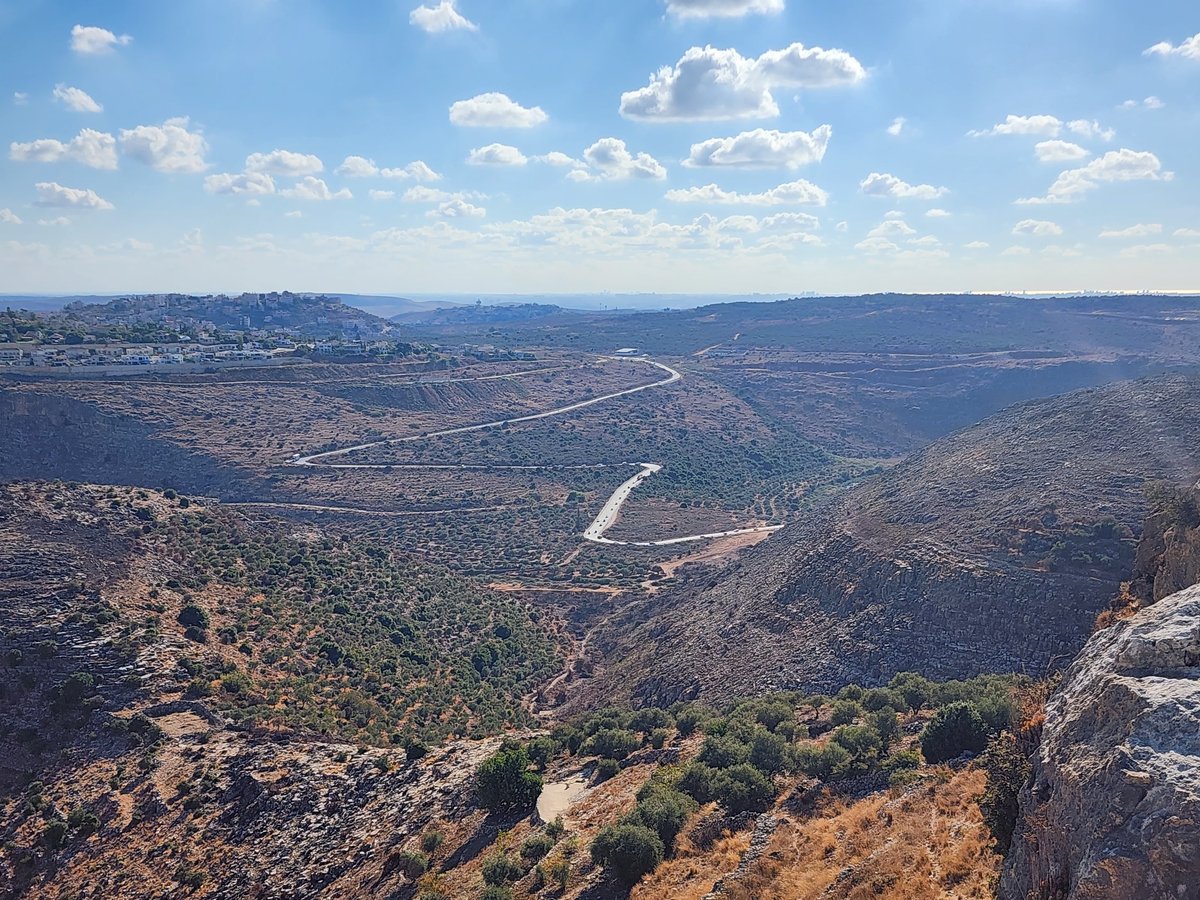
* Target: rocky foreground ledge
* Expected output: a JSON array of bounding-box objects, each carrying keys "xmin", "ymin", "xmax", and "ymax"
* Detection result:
[{"xmin": 1001, "ymin": 583, "xmax": 1200, "ymax": 900}]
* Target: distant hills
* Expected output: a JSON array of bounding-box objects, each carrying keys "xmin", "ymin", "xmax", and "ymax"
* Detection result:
[{"xmin": 573, "ymin": 373, "xmax": 1200, "ymax": 709}]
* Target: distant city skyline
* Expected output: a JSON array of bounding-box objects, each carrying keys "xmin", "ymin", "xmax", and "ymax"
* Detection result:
[{"xmin": 1, "ymin": 0, "xmax": 1198, "ymax": 294}]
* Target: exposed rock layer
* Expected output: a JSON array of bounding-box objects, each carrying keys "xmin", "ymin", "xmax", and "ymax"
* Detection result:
[{"xmin": 1001, "ymin": 583, "xmax": 1200, "ymax": 900}]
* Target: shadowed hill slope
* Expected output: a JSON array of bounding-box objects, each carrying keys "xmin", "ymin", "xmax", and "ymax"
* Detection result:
[{"xmin": 573, "ymin": 374, "xmax": 1200, "ymax": 708}]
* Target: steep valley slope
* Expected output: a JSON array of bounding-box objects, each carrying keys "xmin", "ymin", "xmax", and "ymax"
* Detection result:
[{"xmin": 572, "ymin": 374, "xmax": 1200, "ymax": 708}]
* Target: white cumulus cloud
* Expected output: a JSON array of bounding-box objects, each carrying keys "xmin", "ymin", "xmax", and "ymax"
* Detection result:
[
  {"xmin": 34, "ymin": 181, "xmax": 113, "ymax": 210},
  {"xmin": 887, "ymin": 117, "xmax": 906, "ymax": 137},
  {"xmin": 684, "ymin": 126, "xmax": 831, "ymax": 168},
  {"xmin": 280, "ymin": 176, "xmax": 351, "ymax": 201},
  {"xmin": 1067, "ymin": 119, "xmax": 1115, "ymax": 141},
  {"xmin": 566, "ymin": 139, "xmax": 666, "ymax": 182},
  {"xmin": 1034, "ymin": 140, "xmax": 1089, "ymax": 163},
  {"xmin": 1174, "ymin": 227, "xmax": 1200, "ymax": 239},
  {"xmin": 369, "ymin": 189, "xmax": 395, "ymax": 201},
  {"xmin": 969, "ymin": 115, "xmax": 1062, "ymax": 138},
  {"xmin": 860, "ymin": 172, "xmax": 947, "ymax": 201},
  {"xmin": 245, "ymin": 150, "xmax": 324, "ymax": 176},
  {"xmin": 53, "ymin": 84, "xmax": 102, "ymax": 113},
  {"xmin": 1012, "ymin": 219, "xmax": 1063, "ymax": 237},
  {"xmin": 428, "ymin": 198, "xmax": 486, "ymax": 219},
  {"xmin": 1144, "ymin": 32, "xmax": 1200, "ymax": 61},
  {"xmin": 450, "ymin": 93, "xmax": 547, "ymax": 128},
  {"xmin": 620, "ymin": 43, "xmax": 865, "ymax": 122},
  {"xmin": 664, "ymin": 0, "xmax": 784, "ymax": 18},
  {"xmin": 120, "ymin": 118, "xmax": 208, "ymax": 174},
  {"xmin": 0, "ymin": 208, "xmax": 22, "ymax": 224},
  {"xmin": 335, "ymin": 156, "xmax": 379, "ymax": 177},
  {"xmin": 1018, "ymin": 149, "xmax": 1171, "ymax": 205},
  {"xmin": 925, "ymin": 208, "xmax": 951, "ymax": 218},
  {"xmin": 467, "ymin": 143, "xmax": 528, "ymax": 166},
  {"xmin": 383, "ymin": 161, "xmax": 441, "ymax": 181},
  {"xmin": 71, "ymin": 24, "xmax": 132, "ymax": 55},
  {"xmin": 204, "ymin": 172, "xmax": 276, "ymax": 196},
  {"xmin": 410, "ymin": 1, "xmax": 478, "ymax": 33},
  {"xmin": 10, "ymin": 129, "xmax": 118, "ymax": 170},
  {"xmin": 665, "ymin": 179, "xmax": 827, "ymax": 206},
  {"xmin": 1098, "ymin": 223, "xmax": 1162, "ymax": 239}
]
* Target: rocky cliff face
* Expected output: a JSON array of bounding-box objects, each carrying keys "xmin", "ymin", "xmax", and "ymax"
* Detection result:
[{"xmin": 1000, "ymin": 583, "xmax": 1200, "ymax": 900}]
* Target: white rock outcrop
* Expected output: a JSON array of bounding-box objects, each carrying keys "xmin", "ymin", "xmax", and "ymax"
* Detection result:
[{"xmin": 1001, "ymin": 583, "xmax": 1200, "ymax": 899}]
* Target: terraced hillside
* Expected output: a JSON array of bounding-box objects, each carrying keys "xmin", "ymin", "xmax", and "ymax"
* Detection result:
[{"xmin": 570, "ymin": 374, "xmax": 1200, "ymax": 708}]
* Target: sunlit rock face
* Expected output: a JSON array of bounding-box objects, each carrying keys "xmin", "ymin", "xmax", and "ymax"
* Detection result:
[{"xmin": 1001, "ymin": 583, "xmax": 1200, "ymax": 900}]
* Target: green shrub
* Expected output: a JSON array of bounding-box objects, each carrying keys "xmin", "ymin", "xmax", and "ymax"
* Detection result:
[
  {"xmin": 888, "ymin": 672, "xmax": 932, "ymax": 711},
  {"xmin": 629, "ymin": 707, "xmax": 673, "ymax": 734},
  {"xmin": 480, "ymin": 887, "xmax": 512, "ymax": 900},
  {"xmin": 832, "ymin": 725, "xmax": 883, "ymax": 773},
  {"xmin": 544, "ymin": 816, "xmax": 565, "ymax": 840},
  {"xmin": 177, "ymin": 604, "xmax": 210, "ymax": 629},
  {"xmin": 521, "ymin": 832, "xmax": 554, "ymax": 862},
  {"xmin": 526, "ymin": 735, "xmax": 557, "ymax": 770},
  {"xmin": 585, "ymin": 728, "xmax": 640, "ymax": 761},
  {"xmin": 882, "ymin": 749, "xmax": 922, "ymax": 772},
  {"xmin": 836, "ymin": 683, "xmax": 864, "ymax": 701},
  {"xmin": 67, "ymin": 806, "xmax": 100, "ymax": 836},
  {"xmin": 394, "ymin": 849, "xmax": 429, "ymax": 879},
  {"xmin": 475, "ymin": 746, "xmax": 542, "ymax": 812},
  {"xmin": 748, "ymin": 730, "xmax": 790, "ymax": 775},
  {"xmin": 481, "ymin": 851, "xmax": 523, "ymax": 885},
  {"xmin": 595, "ymin": 757, "xmax": 620, "ymax": 781},
  {"xmin": 628, "ymin": 782, "xmax": 698, "ymax": 851},
  {"xmin": 590, "ymin": 823, "xmax": 664, "ymax": 885},
  {"xmin": 698, "ymin": 734, "xmax": 750, "ymax": 769},
  {"xmin": 921, "ymin": 702, "xmax": 990, "ymax": 763},
  {"xmin": 793, "ymin": 741, "xmax": 852, "ymax": 780},
  {"xmin": 711, "ymin": 763, "xmax": 775, "ymax": 813},
  {"xmin": 979, "ymin": 732, "xmax": 1031, "ymax": 853},
  {"xmin": 649, "ymin": 728, "xmax": 670, "ymax": 749},
  {"xmin": 43, "ymin": 820, "xmax": 68, "ymax": 848},
  {"xmin": 869, "ymin": 708, "xmax": 900, "ymax": 748},
  {"xmin": 829, "ymin": 700, "xmax": 862, "ymax": 726},
  {"xmin": 678, "ymin": 762, "xmax": 718, "ymax": 803},
  {"xmin": 420, "ymin": 830, "xmax": 444, "ymax": 854},
  {"xmin": 861, "ymin": 688, "xmax": 903, "ymax": 712},
  {"xmin": 674, "ymin": 706, "xmax": 707, "ymax": 736}
]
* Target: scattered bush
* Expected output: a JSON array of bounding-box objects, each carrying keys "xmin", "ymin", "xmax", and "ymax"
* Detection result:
[
  {"xmin": 590, "ymin": 823, "xmax": 664, "ymax": 885},
  {"xmin": 712, "ymin": 763, "xmax": 776, "ymax": 813},
  {"xmin": 520, "ymin": 832, "xmax": 554, "ymax": 862},
  {"xmin": 698, "ymin": 734, "xmax": 749, "ymax": 769},
  {"xmin": 921, "ymin": 701, "xmax": 990, "ymax": 763},
  {"xmin": 595, "ymin": 758, "xmax": 620, "ymax": 781},
  {"xmin": 420, "ymin": 831, "xmax": 444, "ymax": 854},
  {"xmin": 627, "ymin": 780, "xmax": 698, "ymax": 851},
  {"xmin": 475, "ymin": 745, "xmax": 542, "ymax": 813},
  {"xmin": 584, "ymin": 728, "xmax": 640, "ymax": 761},
  {"xmin": 979, "ymin": 732, "xmax": 1031, "ymax": 853},
  {"xmin": 43, "ymin": 820, "xmax": 68, "ymax": 849},
  {"xmin": 177, "ymin": 604, "xmax": 210, "ymax": 630},
  {"xmin": 748, "ymin": 730, "xmax": 791, "ymax": 775},
  {"xmin": 481, "ymin": 851, "xmax": 523, "ymax": 886},
  {"xmin": 393, "ymin": 850, "xmax": 429, "ymax": 879},
  {"xmin": 793, "ymin": 741, "xmax": 852, "ymax": 780},
  {"xmin": 829, "ymin": 700, "xmax": 862, "ymax": 726},
  {"xmin": 674, "ymin": 706, "xmax": 707, "ymax": 736}
]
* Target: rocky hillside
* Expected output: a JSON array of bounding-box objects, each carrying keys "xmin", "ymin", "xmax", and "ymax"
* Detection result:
[
  {"xmin": 1000, "ymin": 582, "xmax": 1200, "ymax": 899},
  {"xmin": 572, "ymin": 375, "xmax": 1200, "ymax": 708}
]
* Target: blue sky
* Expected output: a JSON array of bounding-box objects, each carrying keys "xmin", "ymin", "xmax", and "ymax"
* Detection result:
[{"xmin": 1, "ymin": 0, "xmax": 1197, "ymax": 295}]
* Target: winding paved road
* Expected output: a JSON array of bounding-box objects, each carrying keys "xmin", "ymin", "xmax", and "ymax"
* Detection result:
[{"xmin": 289, "ymin": 356, "xmax": 781, "ymax": 547}]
